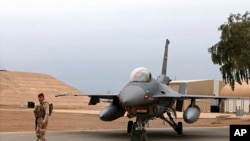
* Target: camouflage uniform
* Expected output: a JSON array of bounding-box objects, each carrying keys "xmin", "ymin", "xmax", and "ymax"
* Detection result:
[{"xmin": 34, "ymin": 101, "xmax": 49, "ymax": 141}]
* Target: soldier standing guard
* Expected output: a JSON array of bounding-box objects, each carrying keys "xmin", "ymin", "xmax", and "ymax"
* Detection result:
[{"xmin": 34, "ymin": 93, "xmax": 49, "ymax": 141}]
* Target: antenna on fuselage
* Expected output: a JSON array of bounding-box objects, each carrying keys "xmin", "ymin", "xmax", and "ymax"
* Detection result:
[{"xmin": 157, "ymin": 39, "xmax": 171, "ymax": 85}]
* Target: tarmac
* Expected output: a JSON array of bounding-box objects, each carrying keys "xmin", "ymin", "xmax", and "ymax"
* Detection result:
[
  {"xmin": 1, "ymin": 109, "xmax": 249, "ymax": 141},
  {"xmin": 0, "ymin": 127, "xmax": 230, "ymax": 141}
]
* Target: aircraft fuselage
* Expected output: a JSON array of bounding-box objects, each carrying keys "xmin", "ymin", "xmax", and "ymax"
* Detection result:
[{"xmin": 119, "ymin": 78, "xmax": 175, "ymax": 119}]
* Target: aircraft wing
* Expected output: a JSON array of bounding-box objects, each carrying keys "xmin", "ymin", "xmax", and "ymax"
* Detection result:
[
  {"xmin": 151, "ymin": 85, "xmax": 248, "ymax": 99},
  {"xmin": 179, "ymin": 94, "xmax": 248, "ymax": 99},
  {"xmin": 83, "ymin": 93, "xmax": 119, "ymax": 98},
  {"xmin": 55, "ymin": 93, "xmax": 119, "ymax": 105},
  {"xmin": 152, "ymin": 92, "xmax": 248, "ymax": 99},
  {"xmin": 55, "ymin": 93, "xmax": 118, "ymax": 98}
]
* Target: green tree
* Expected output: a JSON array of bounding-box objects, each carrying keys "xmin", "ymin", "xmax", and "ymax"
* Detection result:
[{"xmin": 208, "ymin": 11, "xmax": 250, "ymax": 90}]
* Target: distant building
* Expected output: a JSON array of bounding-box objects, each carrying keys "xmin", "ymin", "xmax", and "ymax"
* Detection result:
[{"xmin": 220, "ymin": 81, "xmax": 250, "ymax": 113}]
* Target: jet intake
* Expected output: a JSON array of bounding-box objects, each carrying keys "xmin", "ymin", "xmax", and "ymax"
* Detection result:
[
  {"xmin": 154, "ymin": 104, "xmax": 167, "ymax": 117},
  {"xmin": 99, "ymin": 104, "xmax": 125, "ymax": 121},
  {"xmin": 183, "ymin": 105, "xmax": 200, "ymax": 123},
  {"xmin": 129, "ymin": 104, "xmax": 166, "ymax": 117}
]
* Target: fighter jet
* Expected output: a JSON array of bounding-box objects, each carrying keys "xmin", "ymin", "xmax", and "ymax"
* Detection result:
[{"xmin": 56, "ymin": 39, "xmax": 244, "ymax": 141}]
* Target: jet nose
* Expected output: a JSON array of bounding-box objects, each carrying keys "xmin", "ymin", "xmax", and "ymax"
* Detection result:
[{"xmin": 119, "ymin": 85, "xmax": 145, "ymax": 106}]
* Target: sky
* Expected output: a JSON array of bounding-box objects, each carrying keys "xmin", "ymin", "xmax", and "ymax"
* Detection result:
[{"xmin": 0, "ymin": 0, "xmax": 249, "ymax": 94}]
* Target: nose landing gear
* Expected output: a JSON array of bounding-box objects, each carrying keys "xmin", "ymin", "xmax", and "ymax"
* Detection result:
[{"xmin": 127, "ymin": 119, "xmax": 149, "ymax": 141}]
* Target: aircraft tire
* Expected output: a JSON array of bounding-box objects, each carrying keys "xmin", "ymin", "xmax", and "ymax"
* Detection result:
[
  {"xmin": 127, "ymin": 120, "xmax": 134, "ymax": 134},
  {"xmin": 176, "ymin": 122, "xmax": 183, "ymax": 135},
  {"xmin": 130, "ymin": 130, "xmax": 146, "ymax": 141}
]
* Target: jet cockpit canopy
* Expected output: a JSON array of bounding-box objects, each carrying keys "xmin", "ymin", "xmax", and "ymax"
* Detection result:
[{"xmin": 129, "ymin": 67, "xmax": 152, "ymax": 82}]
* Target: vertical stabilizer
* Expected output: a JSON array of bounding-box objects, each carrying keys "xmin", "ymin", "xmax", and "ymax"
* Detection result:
[
  {"xmin": 161, "ymin": 39, "xmax": 170, "ymax": 75},
  {"xmin": 157, "ymin": 39, "xmax": 171, "ymax": 85}
]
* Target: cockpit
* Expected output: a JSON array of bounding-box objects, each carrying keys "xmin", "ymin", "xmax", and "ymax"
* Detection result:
[{"xmin": 129, "ymin": 67, "xmax": 152, "ymax": 82}]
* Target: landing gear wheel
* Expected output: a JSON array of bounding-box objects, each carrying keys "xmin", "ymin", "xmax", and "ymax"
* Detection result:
[
  {"xmin": 127, "ymin": 120, "xmax": 134, "ymax": 134},
  {"xmin": 131, "ymin": 130, "xmax": 147, "ymax": 141},
  {"xmin": 176, "ymin": 122, "xmax": 183, "ymax": 135}
]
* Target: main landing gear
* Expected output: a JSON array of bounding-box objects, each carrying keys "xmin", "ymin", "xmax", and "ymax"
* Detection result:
[{"xmin": 160, "ymin": 108, "xmax": 183, "ymax": 135}]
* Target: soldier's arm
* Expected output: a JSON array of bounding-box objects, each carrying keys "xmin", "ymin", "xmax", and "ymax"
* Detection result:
[{"xmin": 43, "ymin": 102, "xmax": 50, "ymax": 122}]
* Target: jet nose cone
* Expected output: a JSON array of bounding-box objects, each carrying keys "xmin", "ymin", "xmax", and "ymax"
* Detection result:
[{"xmin": 119, "ymin": 85, "xmax": 145, "ymax": 106}]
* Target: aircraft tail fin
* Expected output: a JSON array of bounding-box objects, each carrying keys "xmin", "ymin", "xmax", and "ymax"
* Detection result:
[
  {"xmin": 157, "ymin": 39, "xmax": 171, "ymax": 85},
  {"xmin": 161, "ymin": 39, "xmax": 170, "ymax": 76}
]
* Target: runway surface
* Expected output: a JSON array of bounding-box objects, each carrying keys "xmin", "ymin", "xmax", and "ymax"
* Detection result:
[{"xmin": 0, "ymin": 127, "xmax": 229, "ymax": 141}]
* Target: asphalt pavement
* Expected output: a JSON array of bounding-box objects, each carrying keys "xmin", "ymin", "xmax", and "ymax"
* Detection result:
[{"xmin": 0, "ymin": 127, "xmax": 230, "ymax": 141}]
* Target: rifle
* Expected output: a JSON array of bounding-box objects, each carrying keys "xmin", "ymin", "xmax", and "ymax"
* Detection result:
[
  {"xmin": 34, "ymin": 108, "xmax": 38, "ymax": 130},
  {"xmin": 35, "ymin": 118, "xmax": 38, "ymax": 129}
]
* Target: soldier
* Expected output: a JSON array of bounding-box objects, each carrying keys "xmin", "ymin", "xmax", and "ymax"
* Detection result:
[{"xmin": 34, "ymin": 93, "xmax": 49, "ymax": 141}]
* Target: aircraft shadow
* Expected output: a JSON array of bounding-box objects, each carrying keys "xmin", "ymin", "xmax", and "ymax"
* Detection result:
[{"xmin": 78, "ymin": 127, "xmax": 229, "ymax": 141}]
